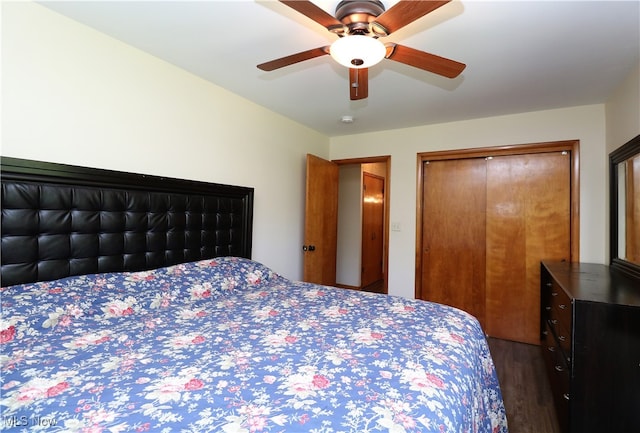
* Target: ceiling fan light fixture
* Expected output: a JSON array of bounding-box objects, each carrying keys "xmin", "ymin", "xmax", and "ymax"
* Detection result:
[{"xmin": 330, "ymin": 35, "xmax": 386, "ymax": 69}]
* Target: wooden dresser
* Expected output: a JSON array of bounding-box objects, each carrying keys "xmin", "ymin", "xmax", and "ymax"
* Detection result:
[{"xmin": 540, "ymin": 261, "xmax": 640, "ymax": 433}]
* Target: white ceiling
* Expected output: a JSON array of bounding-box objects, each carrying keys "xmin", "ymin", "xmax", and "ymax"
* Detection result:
[{"xmin": 39, "ymin": 0, "xmax": 640, "ymax": 137}]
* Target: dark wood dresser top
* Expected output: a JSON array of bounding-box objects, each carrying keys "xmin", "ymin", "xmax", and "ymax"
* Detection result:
[{"xmin": 541, "ymin": 261, "xmax": 640, "ymax": 307}]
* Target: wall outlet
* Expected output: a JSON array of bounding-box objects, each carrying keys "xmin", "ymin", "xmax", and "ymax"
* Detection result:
[{"xmin": 391, "ymin": 222, "xmax": 401, "ymax": 232}]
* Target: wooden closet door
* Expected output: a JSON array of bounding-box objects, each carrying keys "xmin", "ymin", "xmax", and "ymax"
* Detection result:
[
  {"xmin": 421, "ymin": 159, "xmax": 487, "ymax": 327},
  {"xmin": 485, "ymin": 152, "xmax": 571, "ymax": 344}
]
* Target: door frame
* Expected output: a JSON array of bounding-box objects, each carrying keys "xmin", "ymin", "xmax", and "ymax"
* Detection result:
[
  {"xmin": 415, "ymin": 140, "xmax": 580, "ymax": 299},
  {"xmin": 333, "ymin": 155, "xmax": 391, "ymax": 294}
]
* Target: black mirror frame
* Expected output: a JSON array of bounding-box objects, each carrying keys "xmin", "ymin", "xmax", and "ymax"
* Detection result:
[{"xmin": 610, "ymin": 134, "xmax": 640, "ymax": 279}]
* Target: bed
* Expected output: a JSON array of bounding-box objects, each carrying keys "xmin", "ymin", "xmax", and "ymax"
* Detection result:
[{"xmin": 1, "ymin": 158, "xmax": 508, "ymax": 432}]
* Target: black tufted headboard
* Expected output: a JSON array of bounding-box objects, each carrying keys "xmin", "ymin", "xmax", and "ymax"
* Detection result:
[{"xmin": 1, "ymin": 157, "xmax": 253, "ymax": 287}]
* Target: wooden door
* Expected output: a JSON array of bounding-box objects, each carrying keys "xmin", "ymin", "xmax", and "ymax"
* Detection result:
[
  {"xmin": 421, "ymin": 158, "xmax": 487, "ymax": 327},
  {"xmin": 485, "ymin": 152, "xmax": 571, "ymax": 344},
  {"xmin": 304, "ymin": 154, "xmax": 339, "ymax": 285},
  {"xmin": 361, "ymin": 173, "xmax": 384, "ymax": 288}
]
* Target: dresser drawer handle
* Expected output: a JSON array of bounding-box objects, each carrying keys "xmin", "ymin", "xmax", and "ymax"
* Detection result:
[
  {"xmin": 550, "ymin": 319, "xmax": 558, "ymax": 325},
  {"xmin": 559, "ymin": 304, "xmax": 567, "ymax": 310},
  {"xmin": 547, "ymin": 346, "xmax": 555, "ymax": 352},
  {"xmin": 558, "ymin": 335, "xmax": 566, "ymax": 342},
  {"xmin": 551, "ymin": 292, "xmax": 558, "ymax": 297},
  {"xmin": 563, "ymin": 393, "xmax": 570, "ymax": 401},
  {"xmin": 555, "ymin": 365, "xmax": 564, "ymax": 372}
]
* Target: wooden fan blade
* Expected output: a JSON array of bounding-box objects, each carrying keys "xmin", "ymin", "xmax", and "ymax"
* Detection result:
[
  {"xmin": 279, "ymin": 0, "xmax": 345, "ymax": 33},
  {"xmin": 385, "ymin": 44, "xmax": 465, "ymax": 78},
  {"xmin": 349, "ymin": 68, "xmax": 368, "ymax": 100},
  {"xmin": 258, "ymin": 47, "xmax": 330, "ymax": 71},
  {"xmin": 372, "ymin": 1, "xmax": 451, "ymax": 36}
]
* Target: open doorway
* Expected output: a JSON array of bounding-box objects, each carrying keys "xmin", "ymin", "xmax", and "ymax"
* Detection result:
[
  {"xmin": 335, "ymin": 157, "xmax": 389, "ymax": 294},
  {"xmin": 303, "ymin": 155, "xmax": 390, "ymax": 293}
]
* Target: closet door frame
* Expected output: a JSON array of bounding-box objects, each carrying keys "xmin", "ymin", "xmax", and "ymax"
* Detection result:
[{"xmin": 415, "ymin": 140, "xmax": 580, "ymax": 299}]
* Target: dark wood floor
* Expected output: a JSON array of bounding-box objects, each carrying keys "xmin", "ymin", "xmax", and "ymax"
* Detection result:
[
  {"xmin": 361, "ymin": 279, "xmax": 385, "ymax": 294},
  {"xmin": 488, "ymin": 338, "xmax": 562, "ymax": 433}
]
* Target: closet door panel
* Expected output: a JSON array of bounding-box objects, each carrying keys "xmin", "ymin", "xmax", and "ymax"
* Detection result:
[
  {"xmin": 523, "ymin": 152, "xmax": 571, "ymax": 341},
  {"xmin": 422, "ymin": 159, "xmax": 487, "ymax": 327},
  {"xmin": 485, "ymin": 155, "xmax": 527, "ymax": 341},
  {"xmin": 486, "ymin": 152, "xmax": 571, "ymax": 344}
]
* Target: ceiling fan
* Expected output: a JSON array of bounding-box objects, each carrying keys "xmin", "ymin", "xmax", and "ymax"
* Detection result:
[{"xmin": 257, "ymin": 0, "xmax": 466, "ymax": 101}]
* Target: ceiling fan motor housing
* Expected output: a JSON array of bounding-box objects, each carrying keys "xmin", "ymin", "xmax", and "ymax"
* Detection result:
[{"xmin": 335, "ymin": 0, "xmax": 386, "ymax": 35}]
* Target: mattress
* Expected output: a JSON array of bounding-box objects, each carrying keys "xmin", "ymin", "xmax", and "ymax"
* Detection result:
[{"xmin": 1, "ymin": 257, "xmax": 508, "ymax": 432}]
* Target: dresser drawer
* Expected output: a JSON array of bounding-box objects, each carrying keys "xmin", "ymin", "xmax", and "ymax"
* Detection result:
[
  {"xmin": 541, "ymin": 322, "xmax": 570, "ymax": 432},
  {"xmin": 549, "ymin": 280, "xmax": 572, "ymax": 332},
  {"xmin": 547, "ymin": 318, "xmax": 571, "ymax": 365}
]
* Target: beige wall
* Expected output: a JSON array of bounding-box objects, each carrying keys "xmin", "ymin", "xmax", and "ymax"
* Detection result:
[
  {"xmin": 1, "ymin": 1, "xmax": 328, "ymax": 280},
  {"xmin": 336, "ymin": 165, "xmax": 362, "ymax": 286},
  {"xmin": 330, "ymin": 105, "xmax": 608, "ymax": 298},
  {"xmin": 3, "ymin": 2, "xmax": 638, "ymax": 298},
  {"xmin": 606, "ymin": 62, "xmax": 640, "ymax": 154},
  {"xmin": 332, "ymin": 62, "xmax": 640, "ymax": 298},
  {"xmin": 605, "ymin": 62, "xmax": 640, "ymax": 262}
]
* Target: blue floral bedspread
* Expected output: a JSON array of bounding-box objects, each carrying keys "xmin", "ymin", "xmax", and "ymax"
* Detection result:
[{"xmin": 1, "ymin": 257, "xmax": 508, "ymax": 432}]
